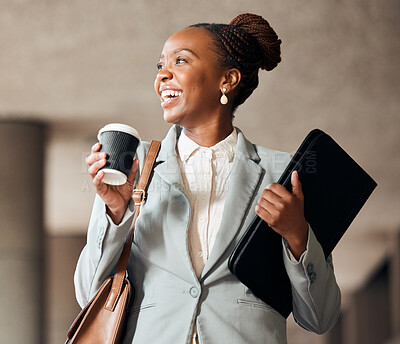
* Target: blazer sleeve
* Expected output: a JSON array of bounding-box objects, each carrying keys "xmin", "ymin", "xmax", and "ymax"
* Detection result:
[
  {"xmin": 282, "ymin": 225, "xmax": 341, "ymax": 334},
  {"xmin": 74, "ymin": 141, "xmax": 150, "ymax": 307},
  {"xmin": 74, "ymin": 194, "xmax": 136, "ymax": 307}
]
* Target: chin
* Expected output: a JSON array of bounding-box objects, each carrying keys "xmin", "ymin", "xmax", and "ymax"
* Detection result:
[{"xmin": 163, "ymin": 110, "xmax": 183, "ymax": 125}]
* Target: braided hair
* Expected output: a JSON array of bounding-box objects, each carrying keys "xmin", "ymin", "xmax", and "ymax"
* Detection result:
[{"xmin": 190, "ymin": 13, "xmax": 281, "ymax": 112}]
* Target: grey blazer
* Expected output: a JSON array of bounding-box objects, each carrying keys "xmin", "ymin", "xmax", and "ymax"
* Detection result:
[{"xmin": 74, "ymin": 125, "xmax": 341, "ymax": 344}]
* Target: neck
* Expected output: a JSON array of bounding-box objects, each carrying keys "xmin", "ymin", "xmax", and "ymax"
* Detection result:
[{"xmin": 182, "ymin": 117, "xmax": 234, "ymax": 147}]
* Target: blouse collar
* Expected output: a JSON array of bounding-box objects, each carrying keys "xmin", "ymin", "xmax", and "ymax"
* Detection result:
[{"xmin": 177, "ymin": 128, "xmax": 237, "ymax": 163}]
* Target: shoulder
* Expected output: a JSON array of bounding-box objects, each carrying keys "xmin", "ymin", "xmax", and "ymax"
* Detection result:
[
  {"xmin": 137, "ymin": 141, "xmax": 151, "ymax": 156},
  {"xmin": 254, "ymin": 144, "xmax": 292, "ymax": 177},
  {"xmin": 253, "ymin": 143, "xmax": 291, "ymax": 161},
  {"xmin": 235, "ymin": 127, "xmax": 291, "ymax": 162},
  {"xmin": 135, "ymin": 141, "xmax": 151, "ymax": 171},
  {"xmin": 235, "ymin": 127, "xmax": 292, "ymax": 177}
]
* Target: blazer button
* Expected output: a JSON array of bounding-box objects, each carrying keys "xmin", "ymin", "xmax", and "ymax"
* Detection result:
[
  {"xmin": 189, "ymin": 286, "xmax": 200, "ymax": 298},
  {"xmin": 309, "ymin": 271, "xmax": 317, "ymax": 284}
]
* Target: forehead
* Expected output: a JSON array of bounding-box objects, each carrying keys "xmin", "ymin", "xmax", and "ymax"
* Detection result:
[{"xmin": 160, "ymin": 27, "xmax": 215, "ymax": 59}]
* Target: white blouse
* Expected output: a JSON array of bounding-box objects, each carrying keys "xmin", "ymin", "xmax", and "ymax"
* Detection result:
[{"xmin": 176, "ymin": 128, "xmax": 237, "ymax": 278}]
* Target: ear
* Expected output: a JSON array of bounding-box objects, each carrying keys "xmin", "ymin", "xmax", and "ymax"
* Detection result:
[{"xmin": 220, "ymin": 68, "xmax": 241, "ymax": 93}]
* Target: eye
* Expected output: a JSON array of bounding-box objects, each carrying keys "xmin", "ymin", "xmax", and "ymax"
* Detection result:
[
  {"xmin": 176, "ymin": 57, "xmax": 187, "ymax": 65},
  {"xmin": 156, "ymin": 62, "xmax": 164, "ymax": 71}
]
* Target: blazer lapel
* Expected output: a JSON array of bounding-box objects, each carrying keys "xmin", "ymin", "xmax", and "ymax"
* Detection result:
[
  {"xmin": 152, "ymin": 126, "xmax": 198, "ymax": 279},
  {"xmin": 154, "ymin": 125, "xmax": 186, "ymax": 192},
  {"xmin": 201, "ymin": 129, "xmax": 265, "ymax": 279}
]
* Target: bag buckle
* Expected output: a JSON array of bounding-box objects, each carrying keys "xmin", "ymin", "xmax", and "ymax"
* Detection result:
[{"xmin": 132, "ymin": 189, "xmax": 146, "ymax": 205}]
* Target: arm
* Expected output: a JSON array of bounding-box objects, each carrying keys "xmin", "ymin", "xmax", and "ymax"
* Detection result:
[
  {"xmin": 282, "ymin": 227, "xmax": 341, "ymax": 333},
  {"xmin": 256, "ymin": 170, "xmax": 341, "ymax": 333},
  {"xmin": 74, "ymin": 195, "xmax": 136, "ymax": 307},
  {"xmin": 74, "ymin": 142, "xmax": 139, "ymax": 307}
]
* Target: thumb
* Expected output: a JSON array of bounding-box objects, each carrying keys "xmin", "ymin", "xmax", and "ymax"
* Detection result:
[{"xmin": 291, "ymin": 170, "xmax": 304, "ymax": 200}]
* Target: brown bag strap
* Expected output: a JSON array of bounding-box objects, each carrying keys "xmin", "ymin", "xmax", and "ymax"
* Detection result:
[{"xmin": 105, "ymin": 140, "xmax": 161, "ymax": 311}]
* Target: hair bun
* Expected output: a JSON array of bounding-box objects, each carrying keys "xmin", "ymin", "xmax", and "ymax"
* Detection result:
[{"xmin": 230, "ymin": 13, "xmax": 281, "ymax": 71}]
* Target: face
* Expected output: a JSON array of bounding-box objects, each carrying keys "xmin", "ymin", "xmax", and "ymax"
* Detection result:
[{"xmin": 154, "ymin": 27, "xmax": 226, "ymax": 128}]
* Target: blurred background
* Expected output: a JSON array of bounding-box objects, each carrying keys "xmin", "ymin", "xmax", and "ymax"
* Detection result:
[{"xmin": 0, "ymin": 1, "xmax": 399, "ymax": 343}]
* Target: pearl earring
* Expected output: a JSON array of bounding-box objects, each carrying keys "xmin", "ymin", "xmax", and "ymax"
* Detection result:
[{"xmin": 220, "ymin": 88, "xmax": 228, "ymax": 105}]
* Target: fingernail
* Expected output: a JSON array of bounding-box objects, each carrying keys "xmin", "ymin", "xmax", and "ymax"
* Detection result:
[
  {"xmin": 95, "ymin": 170, "xmax": 103, "ymax": 180},
  {"xmin": 266, "ymin": 184, "xmax": 272, "ymax": 189}
]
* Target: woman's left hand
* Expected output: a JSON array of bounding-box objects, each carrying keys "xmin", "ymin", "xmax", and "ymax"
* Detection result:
[{"xmin": 255, "ymin": 170, "xmax": 309, "ymax": 260}]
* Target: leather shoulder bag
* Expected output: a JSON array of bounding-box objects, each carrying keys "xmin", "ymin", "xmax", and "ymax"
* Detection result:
[{"xmin": 65, "ymin": 140, "xmax": 161, "ymax": 344}]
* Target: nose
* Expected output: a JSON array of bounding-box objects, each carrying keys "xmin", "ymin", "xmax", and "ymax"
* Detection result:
[{"xmin": 156, "ymin": 66, "xmax": 173, "ymax": 83}]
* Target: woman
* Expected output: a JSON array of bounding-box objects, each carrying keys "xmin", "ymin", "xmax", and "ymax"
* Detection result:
[{"xmin": 75, "ymin": 13, "xmax": 341, "ymax": 344}]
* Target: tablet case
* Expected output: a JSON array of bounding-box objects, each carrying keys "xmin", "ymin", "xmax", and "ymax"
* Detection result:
[{"xmin": 228, "ymin": 129, "xmax": 377, "ymax": 318}]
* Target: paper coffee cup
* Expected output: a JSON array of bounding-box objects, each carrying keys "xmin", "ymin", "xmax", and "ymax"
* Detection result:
[{"xmin": 97, "ymin": 123, "xmax": 141, "ymax": 185}]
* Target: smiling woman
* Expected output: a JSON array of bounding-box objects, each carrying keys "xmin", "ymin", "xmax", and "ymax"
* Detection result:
[
  {"xmin": 74, "ymin": 13, "xmax": 341, "ymax": 344},
  {"xmin": 154, "ymin": 27, "xmax": 237, "ymax": 140}
]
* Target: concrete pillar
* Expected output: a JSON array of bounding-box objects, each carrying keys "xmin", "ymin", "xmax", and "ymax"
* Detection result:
[
  {"xmin": 0, "ymin": 121, "xmax": 45, "ymax": 343},
  {"xmin": 388, "ymin": 231, "xmax": 400, "ymax": 341},
  {"xmin": 342, "ymin": 262, "xmax": 391, "ymax": 344},
  {"xmin": 46, "ymin": 235, "xmax": 86, "ymax": 344}
]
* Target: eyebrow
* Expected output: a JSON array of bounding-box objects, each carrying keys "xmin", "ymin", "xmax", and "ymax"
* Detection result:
[{"xmin": 160, "ymin": 48, "xmax": 200, "ymax": 59}]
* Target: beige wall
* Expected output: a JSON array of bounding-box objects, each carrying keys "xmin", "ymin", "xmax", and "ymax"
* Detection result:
[{"xmin": 0, "ymin": 0, "xmax": 399, "ymax": 343}]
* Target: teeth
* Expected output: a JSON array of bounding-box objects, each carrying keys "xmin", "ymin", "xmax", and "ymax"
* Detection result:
[{"xmin": 161, "ymin": 90, "xmax": 182, "ymax": 100}]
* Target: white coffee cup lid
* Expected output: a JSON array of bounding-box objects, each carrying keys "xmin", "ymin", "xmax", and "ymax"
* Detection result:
[
  {"xmin": 101, "ymin": 169, "xmax": 128, "ymax": 186},
  {"xmin": 97, "ymin": 123, "xmax": 141, "ymax": 142}
]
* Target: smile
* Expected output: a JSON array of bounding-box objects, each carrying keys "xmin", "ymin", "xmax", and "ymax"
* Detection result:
[
  {"xmin": 160, "ymin": 89, "xmax": 182, "ymax": 108},
  {"xmin": 161, "ymin": 89, "xmax": 182, "ymax": 101}
]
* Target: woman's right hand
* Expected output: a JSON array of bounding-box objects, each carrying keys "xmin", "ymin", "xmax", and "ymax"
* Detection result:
[{"xmin": 86, "ymin": 142, "xmax": 139, "ymax": 225}]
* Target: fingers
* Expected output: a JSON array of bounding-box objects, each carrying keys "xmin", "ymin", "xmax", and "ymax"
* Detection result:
[
  {"xmin": 88, "ymin": 158, "xmax": 107, "ymax": 179},
  {"xmin": 256, "ymin": 182, "xmax": 296, "ymax": 227},
  {"xmin": 256, "ymin": 177, "xmax": 307, "ymax": 237},
  {"xmin": 91, "ymin": 142, "xmax": 101, "ymax": 153},
  {"xmin": 265, "ymin": 183, "xmax": 289, "ymax": 198},
  {"xmin": 86, "ymin": 151, "xmax": 107, "ymax": 167},
  {"xmin": 86, "ymin": 142, "xmax": 107, "ymax": 179},
  {"xmin": 92, "ymin": 169, "xmax": 105, "ymax": 189},
  {"xmin": 256, "ymin": 187, "xmax": 280, "ymax": 224},
  {"xmin": 255, "ymin": 200, "xmax": 273, "ymax": 224},
  {"xmin": 86, "ymin": 143, "xmax": 139, "ymax": 201},
  {"xmin": 261, "ymin": 185, "xmax": 281, "ymax": 206},
  {"xmin": 256, "ymin": 189, "xmax": 284, "ymax": 222}
]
